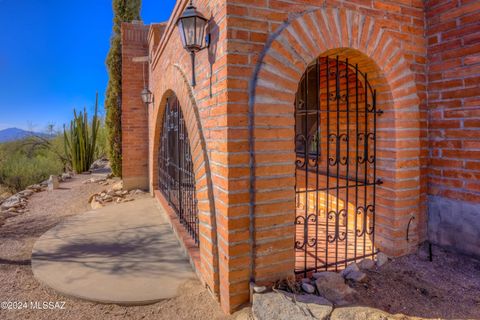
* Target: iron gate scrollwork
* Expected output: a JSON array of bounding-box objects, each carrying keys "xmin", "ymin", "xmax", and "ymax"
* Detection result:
[
  {"xmin": 295, "ymin": 56, "xmax": 382, "ymax": 275},
  {"xmin": 158, "ymin": 95, "xmax": 199, "ymax": 246}
]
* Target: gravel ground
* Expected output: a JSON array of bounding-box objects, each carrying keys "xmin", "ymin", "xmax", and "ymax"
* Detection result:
[
  {"xmin": 0, "ymin": 173, "xmax": 249, "ymax": 320},
  {"xmin": 2, "ymin": 172, "xmax": 479, "ymax": 319},
  {"xmin": 353, "ymin": 243, "xmax": 480, "ymax": 319}
]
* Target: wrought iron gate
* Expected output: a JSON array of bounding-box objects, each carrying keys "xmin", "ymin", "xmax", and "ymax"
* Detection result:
[
  {"xmin": 294, "ymin": 56, "xmax": 382, "ymax": 275},
  {"xmin": 158, "ymin": 95, "xmax": 199, "ymax": 245}
]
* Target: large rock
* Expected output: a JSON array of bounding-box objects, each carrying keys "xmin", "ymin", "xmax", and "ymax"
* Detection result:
[
  {"xmin": 302, "ymin": 283, "xmax": 316, "ymax": 294},
  {"xmin": 330, "ymin": 306, "xmax": 407, "ymax": 320},
  {"xmin": 61, "ymin": 172, "xmax": 73, "ymax": 180},
  {"xmin": 111, "ymin": 181, "xmax": 123, "ymax": 192},
  {"xmin": 91, "ymin": 199, "xmax": 104, "ymax": 210},
  {"xmin": 376, "ymin": 252, "xmax": 389, "ymax": 267},
  {"xmin": 18, "ymin": 190, "xmax": 34, "ymax": 197},
  {"xmin": 253, "ymin": 292, "xmax": 332, "ymax": 320},
  {"xmin": 90, "ymin": 158, "xmax": 110, "ymax": 170},
  {"xmin": 83, "ymin": 177, "xmax": 107, "ymax": 184},
  {"xmin": 340, "ymin": 262, "xmax": 360, "ymax": 278},
  {"xmin": 345, "ymin": 270, "xmax": 368, "ymax": 283},
  {"xmin": 253, "ymin": 285, "xmax": 267, "ymax": 293},
  {"xmin": 358, "ymin": 258, "xmax": 375, "ymax": 270},
  {"xmin": 314, "ymin": 272, "xmax": 357, "ymax": 305},
  {"xmin": 26, "ymin": 184, "xmax": 43, "ymax": 192},
  {"xmin": 293, "ymin": 294, "xmax": 333, "ymax": 320},
  {"xmin": 1, "ymin": 195, "xmax": 23, "ymax": 210}
]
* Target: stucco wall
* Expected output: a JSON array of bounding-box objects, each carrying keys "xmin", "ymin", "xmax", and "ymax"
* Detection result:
[{"xmin": 428, "ymin": 196, "xmax": 480, "ymax": 257}]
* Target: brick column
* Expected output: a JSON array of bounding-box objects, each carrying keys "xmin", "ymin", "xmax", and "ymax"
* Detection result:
[{"xmin": 121, "ymin": 22, "xmax": 149, "ymax": 190}]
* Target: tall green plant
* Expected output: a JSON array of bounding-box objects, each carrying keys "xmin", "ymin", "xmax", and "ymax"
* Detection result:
[
  {"xmin": 64, "ymin": 93, "xmax": 100, "ymax": 173},
  {"xmin": 105, "ymin": 0, "xmax": 141, "ymax": 177}
]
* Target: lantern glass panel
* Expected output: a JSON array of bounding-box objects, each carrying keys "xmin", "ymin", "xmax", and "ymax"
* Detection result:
[
  {"xmin": 182, "ymin": 16, "xmax": 196, "ymax": 47},
  {"xmin": 178, "ymin": 20, "xmax": 186, "ymax": 47},
  {"xmin": 195, "ymin": 17, "xmax": 206, "ymax": 48}
]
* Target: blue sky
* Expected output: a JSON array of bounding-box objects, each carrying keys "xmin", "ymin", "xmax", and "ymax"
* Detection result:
[{"xmin": 0, "ymin": 0, "xmax": 176, "ymax": 131}]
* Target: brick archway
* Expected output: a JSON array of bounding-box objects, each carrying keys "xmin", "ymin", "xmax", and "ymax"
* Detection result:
[
  {"xmin": 150, "ymin": 64, "xmax": 219, "ymax": 296},
  {"xmin": 249, "ymin": 7, "xmax": 422, "ymax": 282}
]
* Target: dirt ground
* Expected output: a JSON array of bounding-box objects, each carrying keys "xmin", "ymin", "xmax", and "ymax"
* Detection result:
[
  {"xmin": 1, "ymin": 173, "xmax": 479, "ymax": 320},
  {"xmin": 353, "ymin": 244, "xmax": 480, "ymax": 319},
  {"xmin": 0, "ymin": 173, "xmax": 249, "ymax": 320}
]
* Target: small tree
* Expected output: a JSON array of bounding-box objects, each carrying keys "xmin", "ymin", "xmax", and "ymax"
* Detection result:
[
  {"xmin": 105, "ymin": 0, "xmax": 142, "ymax": 177},
  {"xmin": 64, "ymin": 93, "xmax": 100, "ymax": 173}
]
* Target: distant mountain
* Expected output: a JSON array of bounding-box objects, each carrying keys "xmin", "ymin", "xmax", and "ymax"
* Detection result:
[{"xmin": 0, "ymin": 128, "xmax": 50, "ymax": 143}]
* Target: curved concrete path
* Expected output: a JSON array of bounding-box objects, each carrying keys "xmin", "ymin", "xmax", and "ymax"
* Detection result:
[{"xmin": 32, "ymin": 198, "xmax": 195, "ymax": 305}]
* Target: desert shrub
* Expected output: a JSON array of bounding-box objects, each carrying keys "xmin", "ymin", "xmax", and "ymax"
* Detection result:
[{"xmin": 0, "ymin": 139, "xmax": 64, "ymax": 192}]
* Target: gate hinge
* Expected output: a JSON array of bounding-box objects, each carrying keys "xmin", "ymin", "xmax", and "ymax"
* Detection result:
[
  {"xmin": 376, "ymin": 178, "xmax": 383, "ymax": 185},
  {"xmin": 376, "ymin": 109, "xmax": 384, "ymax": 115}
]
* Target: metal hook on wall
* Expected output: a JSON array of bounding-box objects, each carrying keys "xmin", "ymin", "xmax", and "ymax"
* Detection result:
[{"xmin": 406, "ymin": 215, "xmax": 415, "ymax": 242}]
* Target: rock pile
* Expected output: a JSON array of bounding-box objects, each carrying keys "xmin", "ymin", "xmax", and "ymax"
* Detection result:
[
  {"xmin": 252, "ymin": 291, "xmax": 332, "ymax": 320},
  {"xmin": 60, "ymin": 172, "xmax": 73, "ymax": 182},
  {"xmin": 90, "ymin": 158, "xmax": 110, "ymax": 170},
  {"xmin": 88, "ymin": 181, "xmax": 145, "ymax": 209},
  {"xmin": 252, "ymin": 255, "xmax": 392, "ymax": 319},
  {"xmin": 252, "ymin": 290, "xmax": 409, "ymax": 320},
  {"xmin": 312, "ymin": 271, "xmax": 357, "ymax": 305},
  {"xmin": 0, "ymin": 172, "xmax": 74, "ymax": 226},
  {"xmin": 82, "ymin": 176, "xmax": 109, "ymax": 185},
  {"xmin": 0, "ymin": 183, "xmax": 47, "ymax": 218}
]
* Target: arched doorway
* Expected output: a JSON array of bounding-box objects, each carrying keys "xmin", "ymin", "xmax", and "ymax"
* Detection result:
[
  {"xmin": 158, "ymin": 94, "xmax": 199, "ymax": 245},
  {"xmin": 294, "ymin": 56, "xmax": 381, "ymax": 275}
]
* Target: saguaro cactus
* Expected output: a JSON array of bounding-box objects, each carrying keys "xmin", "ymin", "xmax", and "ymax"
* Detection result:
[{"xmin": 64, "ymin": 93, "xmax": 100, "ymax": 173}]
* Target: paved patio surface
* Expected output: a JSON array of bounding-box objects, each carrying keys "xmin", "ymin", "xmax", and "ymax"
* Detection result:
[{"xmin": 32, "ymin": 198, "xmax": 195, "ymax": 305}]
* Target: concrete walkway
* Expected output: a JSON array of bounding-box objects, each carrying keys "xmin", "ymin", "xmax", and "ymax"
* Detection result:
[{"xmin": 32, "ymin": 198, "xmax": 195, "ymax": 305}]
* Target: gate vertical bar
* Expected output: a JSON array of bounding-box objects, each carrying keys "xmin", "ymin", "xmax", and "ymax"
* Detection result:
[
  {"xmin": 315, "ymin": 58, "xmax": 320, "ymax": 272},
  {"xmin": 325, "ymin": 57, "xmax": 330, "ymax": 270},
  {"xmin": 334, "ymin": 56, "xmax": 340, "ymax": 272},
  {"xmin": 344, "ymin": 58, "xmax": 350, "ymax": 268},
  {"xmin": 363, "ymin": 74, "xmax": 369, "ymax": 257},
  {"xmin": 303, "ymin": 62, "xmax": 309, "ymax": 277},
  {"xmin": 177, "ymin": 99, "xmax": 183, "ymax": 224},
  {"xmin": 354, "ymin": 65, "xmax": 359, "ymax": 261},
  {"xmin": 372, "ymin": 89, "xmax": 377, "ymax": 254}
]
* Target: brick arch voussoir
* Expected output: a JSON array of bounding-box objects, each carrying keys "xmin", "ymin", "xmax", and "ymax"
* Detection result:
[{"xmin": 254, "ymin": 7, "xmax": 420, "ymax": 118}]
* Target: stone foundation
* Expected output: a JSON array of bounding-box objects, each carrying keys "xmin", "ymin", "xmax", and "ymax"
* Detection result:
[{"xmin": 428, "ymin": 196, "xmax": 480, "ymax": 258}]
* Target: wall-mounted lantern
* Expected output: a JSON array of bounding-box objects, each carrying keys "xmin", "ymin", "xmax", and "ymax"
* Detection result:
[
  {"xmin": 133, "ymin": 56, "xmax": 154, "ymax": 106},
  {"xmin": 141, "ymin": 88, "xmax": 153, "ymax": 105},
  {"xmin": 177, "ymin": 0, "xmax": 210, "ymax": 87}
]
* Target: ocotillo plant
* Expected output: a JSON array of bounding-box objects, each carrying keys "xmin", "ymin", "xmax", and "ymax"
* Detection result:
[{"xmin": 64, "ymin": 93, "xmax": 100, "ymax": 173}]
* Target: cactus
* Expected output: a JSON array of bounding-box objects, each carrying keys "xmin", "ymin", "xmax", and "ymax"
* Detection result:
[{"xmin": 64, "ymin": 93, "xmax": 100, "ymax": 173}]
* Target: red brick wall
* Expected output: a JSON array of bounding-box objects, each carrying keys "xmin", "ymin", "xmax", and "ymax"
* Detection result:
[
  {"xmin": 426, "ymin": 0, "xmax": 480, "ymax": 202},
  {"xmin": 121, "ymin": 0, "xmax": 479, "ymax": 314},
  {"xmin": 132, "ymin": 0, "xmax": 429, "ymax": 313},
  {"xmin": 225, "ymin": 0, "xmax": 427, "ymax": 312},
  {"xmin": 121, "ymin": 22, "xmax": 150, "ymax": 190},
  {"xmin": 426, "ymin": 0, "xmax": 480, "ymax": 257},
  {"xmin": 147, "ymin": 0, "xmax": 227, "ymax": 310}
]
